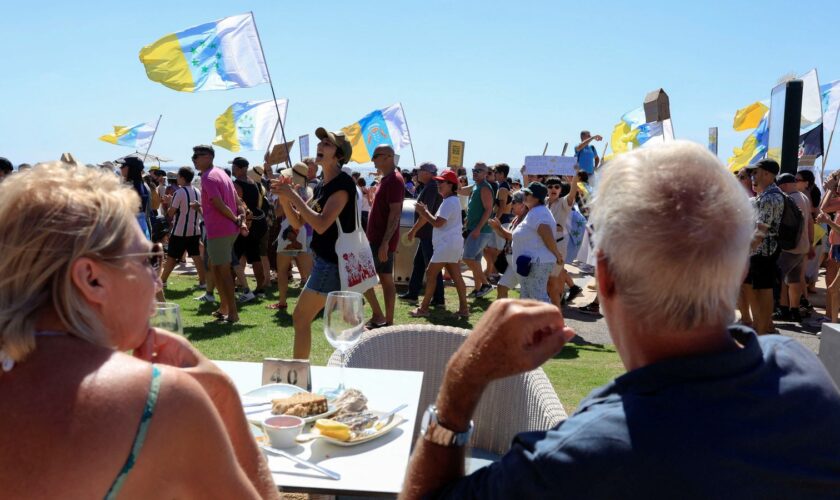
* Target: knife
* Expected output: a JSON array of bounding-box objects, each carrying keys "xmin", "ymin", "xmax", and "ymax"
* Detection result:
[{"xmin": 261, "ymin": 445, "xmax": 341, "ymax": 480}]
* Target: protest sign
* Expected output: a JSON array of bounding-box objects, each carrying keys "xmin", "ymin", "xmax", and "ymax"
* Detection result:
[
  {"xmin": 299, "ymin": 134, "xmax": 309, "ymax": 160},
  {"xmin": 447, "ymin": 140, "xmax": 465, "ymax": 169},
  {"xmin": 267, "ymin": 140, "xmax": 295, "ymax": 166},
  {"xmin": 523, "ymin": 156, "xmax": 577, "ymax": 176}
]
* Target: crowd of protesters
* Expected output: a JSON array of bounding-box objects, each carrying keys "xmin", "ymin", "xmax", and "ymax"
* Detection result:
[{"xmin": 1, "ymin": 126, "xmax": 831, "ymax": 358}]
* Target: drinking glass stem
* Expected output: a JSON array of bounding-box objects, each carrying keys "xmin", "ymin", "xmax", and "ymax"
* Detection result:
[{"xmin": 338, "ymin": 350, "xmax": 346, "ymax": 392}]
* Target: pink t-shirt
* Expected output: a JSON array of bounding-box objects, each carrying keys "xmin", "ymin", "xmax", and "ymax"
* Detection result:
[{"xmin": 200, "ymin": 167, "xmax": 239, "ymax": 239}]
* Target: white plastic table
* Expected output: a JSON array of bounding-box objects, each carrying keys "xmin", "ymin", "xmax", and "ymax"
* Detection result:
[{"xmin": 215, "ymin": 361, "xmax": 424, "ymax": 497}]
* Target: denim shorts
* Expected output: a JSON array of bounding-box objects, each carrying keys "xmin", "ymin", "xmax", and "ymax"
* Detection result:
[
  {"xmin": 463, "ymin": 232, "xmax": 493, "ymax": 261},
  {"xmin": 304, "ymin": 255, "xmax": 342, "ymax": 295}
]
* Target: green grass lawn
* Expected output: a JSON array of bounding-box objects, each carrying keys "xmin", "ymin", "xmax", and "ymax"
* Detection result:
[{"xmin": 165, "ymin": 274, "xmax": 625, "ymax": 413}]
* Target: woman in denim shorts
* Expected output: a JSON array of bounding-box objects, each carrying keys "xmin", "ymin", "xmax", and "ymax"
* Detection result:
[{"xmin": 272, "ymin": 128, "xmax": 356, "ymax": 359}]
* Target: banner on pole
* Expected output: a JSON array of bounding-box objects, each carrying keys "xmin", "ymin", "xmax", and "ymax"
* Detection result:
[
  {"xmin": 299, "ymin": 134, "xmax": 309, "ymax": 160},
  {"xmin": 523, "ymin": 156, "xmax": 576, "ymax": 176},
  {"xmin": 447, "ymin": 140, "xmax": 465, "ymax": 169},
  {"xmin": 708, "ymin": 127, "xmax": 718, "ymax": 156},
  {"xmin": 267, "ymin": 140, "xmax": 295, "ymax": 166}
]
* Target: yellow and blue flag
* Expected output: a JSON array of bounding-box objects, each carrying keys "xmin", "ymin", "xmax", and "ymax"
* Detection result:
[
  {"xmin": 99, "ymin": 122, "xmax": 156, "ymax": 150},
  {"xmin": 213, "ymin": 99, "xmax": 288, "ymax": 152},
  {"xmin": 605, "ymin": 107, "xmax": 644, "ymax": 160},
  {"xmin": 139, "ymin": 13, "xmax": 268, "ymax": 92},
  {"xmin": 733, "ymin": 101, "xmax": 769, "ymax": 131},
  {"xmin": 728, "ymin": 112, "xmax": 769, "ymax": 172},
  {"xmin": 341, "ymin": 103, "xmax": 411, "ymax": 164}
]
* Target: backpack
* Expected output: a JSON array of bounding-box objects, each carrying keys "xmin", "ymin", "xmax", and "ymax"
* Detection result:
[{"xmin": 777, "ymin": 192, "xmax": 804, "ymax": 251}]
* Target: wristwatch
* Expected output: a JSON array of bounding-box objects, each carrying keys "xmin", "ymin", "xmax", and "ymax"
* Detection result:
[{"xmin": 420, "ymin": 404, "xmax": 473, "ymax": 447}]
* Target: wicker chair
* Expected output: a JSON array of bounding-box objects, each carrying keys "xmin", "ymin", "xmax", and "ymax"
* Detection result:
[{"xmin": 327, "ymin": 323, "xmax": 567, "ymax": 456}]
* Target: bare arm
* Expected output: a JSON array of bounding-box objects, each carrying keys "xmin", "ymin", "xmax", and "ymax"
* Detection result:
[
  {"xmin": 211, "ymin": 196, "xmax": 240, "ymax": 224},
  {"xmin": 416, "ymin": 203, "xmax": 448, "ymax": 228},
  {"xmin": 496, "ymin": 187, "xmax": 510, "ymax": 216},
  {"xmin": 401, "ymin": 301, "xmax": 575, "ymax": 500},
  {"xmin": 457, "ymin": 184, "xmax": 474, "ymax": 196},
  {"xmin": 487, "ymin": 218, "xmax": 512, "ymax": 240},
  {"xmin": 565, "ymin": 176, "xmax": 579, "ymax": 208},
  {"xmin": 381, "ymin": 202, "xmax": 402, "ymax": 245},
  {"xmin": 820, "ymin": 190, "xmax": 840, "ymax": 213},
  {"xmin": 135, "ymin": 330, "xmax": 277, "ymax": 499},
  {"xmin": 537, "ymin": 223, "xmax": 563, "ymax": 262},
  {"xmin": 469, "ymin": 186, "xmax": 493, "ymax": 237}
]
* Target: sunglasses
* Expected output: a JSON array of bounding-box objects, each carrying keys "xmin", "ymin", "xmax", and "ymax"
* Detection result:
[
  {"xmin": 191, "ymin": 153, "xmax": 210, "ymax": 160},
  {"xmin": 372, "ymin": 154, "xmax": 393, "ymax": 160},
  {"xmin": 547, "ymin": 185, "xmax": 562, "ymax": 189},
  {"xmin": 101, "ymin": 243, "xmax": 165, "ymax": 271}
]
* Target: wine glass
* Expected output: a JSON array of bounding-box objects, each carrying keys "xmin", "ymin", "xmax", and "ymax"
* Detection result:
[
  {"xmin": 322, "ymin": 291, "xmax": 365, "ymax": 398},
  {"xmin": 149, "ymin": 302, "xmax": 183, "ymax": 336}
]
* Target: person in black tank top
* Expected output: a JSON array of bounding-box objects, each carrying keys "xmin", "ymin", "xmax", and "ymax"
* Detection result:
[{"xmin": 271, "ymin": 127, "xmax": 354, "ymax": 359}]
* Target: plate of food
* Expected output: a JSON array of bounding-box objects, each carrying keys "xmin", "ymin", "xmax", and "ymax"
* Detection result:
[
  {"xmin": 243, "ymin": 384, "xmax": 337, "ymax": 424},
  {"xmin": 297, "ymin": 412, "xmax": 406, "ymax": 447},
  {"xmin": 294, "ymin": 389, "xmax": 407, "ymax": 446}
]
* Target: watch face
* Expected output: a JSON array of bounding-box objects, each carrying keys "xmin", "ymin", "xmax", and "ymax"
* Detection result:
[{"xmin": 420, "ymin": 406, "xmax": 433, "ymax": 433}]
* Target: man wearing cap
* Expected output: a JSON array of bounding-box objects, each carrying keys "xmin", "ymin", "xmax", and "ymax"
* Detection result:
[
  {"xmin": 459, "ymin": 162, "xmax": 495, "ymax": 298},
  {"xmin": 775, "ymin": 173, "xmax": 813, "ymax": 323},
  {"xmin": 402, "ymin": 162, "xmax": 445, "ymax": 305},
  {"xmin": 364, "ymin": 145, "xmax": 406, "ymax": 329},
  {"xmin": 742, "ymin": 159, "xmax": 784, "ymax": 335},
  {"xmin": 193, "ymin": 145, "xmax": 243, "ymax": 323}
]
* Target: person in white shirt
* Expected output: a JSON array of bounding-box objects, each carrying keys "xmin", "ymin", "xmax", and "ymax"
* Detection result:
[
  {"xmin": 514, "ymin": 182, "xmax": 564, "ymax": 303},
  {"xmin": 546, "ymin": 175, "xmax": 583, "ymax": 306},
  {"xmin": 408, "ymin": 170, "xmax": 469, "ymax": 319}
]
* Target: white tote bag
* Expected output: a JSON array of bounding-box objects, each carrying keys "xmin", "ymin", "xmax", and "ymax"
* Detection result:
[{"xmin": 335, "ymin": 200, "xmax": 379, "ymax": 293}]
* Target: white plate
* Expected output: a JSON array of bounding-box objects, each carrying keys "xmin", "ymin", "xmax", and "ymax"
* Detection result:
[
  {"xmin": 297, "ymin": 410, "xmax": 406, "ymax": 447},
  {"xmin": 243, "ymin": 384, "xmax": 337, "ymax": 424}
]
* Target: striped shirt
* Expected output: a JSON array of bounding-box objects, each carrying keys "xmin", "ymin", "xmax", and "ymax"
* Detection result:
[{"xmin": 170, "ymin": 185, "xmax": 202, "ymax": 237}]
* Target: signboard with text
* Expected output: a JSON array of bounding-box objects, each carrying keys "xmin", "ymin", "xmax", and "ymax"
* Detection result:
[
  {"xmin": 522, "ymin": 155, "xmax": 577, "ymax": 176},
  {"xmin": 299, "ymin": 134, "xmax": 309, "ymax": 160},
  {"xmin": 447, "ymin": 140, "xmax": 465, "ymax": 169}
]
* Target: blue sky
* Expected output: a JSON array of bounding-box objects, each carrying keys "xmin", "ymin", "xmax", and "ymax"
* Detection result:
[{"xmin": 3, "ymin": 0, "xmax": 839, "ymax": 174}]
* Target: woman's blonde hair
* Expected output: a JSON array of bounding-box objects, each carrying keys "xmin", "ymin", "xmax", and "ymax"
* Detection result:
[{"xmin": 0, "ymin": 162, "xmax": 139, "ymax": 362}]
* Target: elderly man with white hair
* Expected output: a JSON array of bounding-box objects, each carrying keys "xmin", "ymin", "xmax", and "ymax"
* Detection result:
[{"xmin": 401, "ymin": 141, "xmax": 840, "ymax": 499}]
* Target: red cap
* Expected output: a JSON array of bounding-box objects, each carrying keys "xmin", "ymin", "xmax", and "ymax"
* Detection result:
[{"xmin": 433, "ymin": 169, "xmax": 459, "ymax": 185}]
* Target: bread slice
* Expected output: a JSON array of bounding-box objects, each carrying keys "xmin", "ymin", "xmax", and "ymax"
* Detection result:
[{"xmin": 271, "ymin": 392, "xmax": 328, "ymax": 417}]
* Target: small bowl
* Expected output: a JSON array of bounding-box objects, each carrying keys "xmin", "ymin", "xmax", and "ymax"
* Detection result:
[{"xmin": 263, "ymin": 415, "xmax": 305, "ymax": 448}]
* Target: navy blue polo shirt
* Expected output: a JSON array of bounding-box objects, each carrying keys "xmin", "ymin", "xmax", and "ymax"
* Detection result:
[{"xmin": 437, "ymin": 327, "xmax": 840, "ymax": 499}]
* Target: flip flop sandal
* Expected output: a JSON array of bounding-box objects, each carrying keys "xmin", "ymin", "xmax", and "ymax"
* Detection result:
[
  {"xmin": 267, "ymin": 303, "xmax": 287, "ymax": 310},
  {"xmin": 364, "ymin": 319, "xmax": 389, "ymax": 330},
  {"xmin": 408, "ymin": 308, "xmax": 431, "ymax": 318},
  {"xmin": 452, "ymin": 311, "xmax": 470, "ymax": 320},
  {"xmin": 211, "ymin": 310, "xmax": 225, "ymax": 319}
]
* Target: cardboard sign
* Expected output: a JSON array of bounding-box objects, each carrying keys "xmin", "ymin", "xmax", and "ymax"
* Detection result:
[
  {"xmin": 267, "ymin": 140, "xmax": 296, "ymax": 166},
  {"xmin": 447, "ymin": 140, "xmax": 465, "ymax": 169},
  {"xmin": 708, "ymin": 127, "xmax": 718, "ymax": 156},
  {"xmin": 299, "ymin": 134, "xmax": 309, "ymax": 160},
  {"xmin": 522, "ymin": 156, "xmax": 576, "ymax": 176}
]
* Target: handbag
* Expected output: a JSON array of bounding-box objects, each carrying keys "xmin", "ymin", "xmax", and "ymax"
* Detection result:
[
  {"xmin": 515, "ymin": 254, "xmax": 532, "ymax": 277},
  {"xmin": 335, "ymin": 198, "xmax": 379, "ymax": 293}
]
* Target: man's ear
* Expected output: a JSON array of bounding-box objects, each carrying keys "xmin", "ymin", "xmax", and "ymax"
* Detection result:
[
  {"xmin": 595, "ymin": 250, "xmax": 616, "ymax": 300},
  {"xmin": 70, "ymin": 257, "xmax": 110, "ymax": 307}
]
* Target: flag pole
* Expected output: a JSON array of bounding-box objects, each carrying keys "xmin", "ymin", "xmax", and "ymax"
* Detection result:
[
  {"xmin": 823, "ymin": 111, "xmax": 839, "ymax": 180},
  {"xmin": 250, "ymin": 11, "xmax": 292, "ymax": 171},
  {"xmin": 561, "ymin": 142, "xmax": 569, "ymax": 156},
  {"xmin": 542, "ymin": 143, "xmax": 549, "ymax": 155},
  {"xmin": 142, "ymin": 115, "xmax": 163, "ymax": 163},
  {"xmin": 399, "ymin": 102, "xmax": 418, "ymax": 167}
]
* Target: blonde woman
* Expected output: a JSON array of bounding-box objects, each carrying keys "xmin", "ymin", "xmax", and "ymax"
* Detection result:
[{"xmin": 0, "ymin": 163, "xmax": 276, "ymax": 498}]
